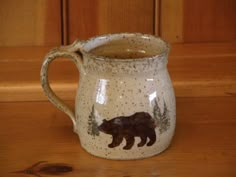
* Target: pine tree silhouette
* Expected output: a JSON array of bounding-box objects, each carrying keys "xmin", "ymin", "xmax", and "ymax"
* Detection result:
[
  {"xmin": 153, "ymin": 99, "xmax": 170, "ymax": 134},
  {"xmin": 153, "ymin": 99, "xmax": 161, "ymax": 125},
  {"xmin": 159, "ymin": 101, "xmax": 170, "ymax": 133},
  {"xmin": 87, "ymin": 105, "xmax": 99, "ymax": 136}
]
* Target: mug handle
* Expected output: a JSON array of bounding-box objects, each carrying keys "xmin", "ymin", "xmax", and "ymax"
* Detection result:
[{"xmin": 40, "ymin": 40, "xmax": 85, "ymax": 130}]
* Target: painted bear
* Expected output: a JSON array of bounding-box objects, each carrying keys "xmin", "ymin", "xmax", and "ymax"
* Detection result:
[{"xmin": 98, "ymin": 112, "xmax": 157, "ymax": 150}]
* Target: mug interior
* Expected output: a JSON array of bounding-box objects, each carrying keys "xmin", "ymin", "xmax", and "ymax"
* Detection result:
[{"xmin": 82, "ymin": 33, "xmax": 169, "ymax": 60}]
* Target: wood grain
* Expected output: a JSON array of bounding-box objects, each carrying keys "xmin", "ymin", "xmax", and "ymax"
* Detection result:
[
  {"xmin": 66, "ymin": 0, "xmax": 154, "ymax": 43},
  {"xmin": 154, "ymin": 0, "xmax": 160, "ymax": 36},
  {"xmin": 0, "ymin": 0, "xmax": 61, "ymax": 46},
  {"xmin": 160, "ymin": 0, "xmax": 236, "ymax": 43},
  {"xmin": 160, "ymin": 0, "xmax": 183, "ymax": 43},
  {"xmin": 0, "ymin": 42, "xmax": 236, "ymax": 101},
  {"xmin": 0, "ymin": 47, "xmax": 79, "ymax": 102},
  {"xmin": 62, "ymin": 0, "xmax": 68, "ymax": 45},
  {"xmin": 0, "ymin": 97, "xmax": 235, "ymax": 176},
  {"xmin": 169, "ymin": 43, "xmax": 236, "ymax": 97},
  {"xmin": 184, "ymin": 0, "xmax": 236, "ymax": 42}
]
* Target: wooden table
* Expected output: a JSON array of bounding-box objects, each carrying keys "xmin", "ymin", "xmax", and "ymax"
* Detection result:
[{"xmin": 1, "ymin": 97, "xmax": 235, "ymax": 177}]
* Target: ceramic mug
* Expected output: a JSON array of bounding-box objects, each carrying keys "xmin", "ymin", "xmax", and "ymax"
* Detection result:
[{"xmin": 40, "ymin": 33, "xmax": 176, "ymax": 160}]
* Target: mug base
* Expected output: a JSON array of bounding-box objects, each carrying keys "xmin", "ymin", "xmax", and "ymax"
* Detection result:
[{"xmin": 80, "ymin": 141, "xmax": 172, "ymax": 160}]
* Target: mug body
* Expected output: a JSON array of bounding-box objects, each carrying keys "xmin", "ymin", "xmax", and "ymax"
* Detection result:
[{"xmin": 74, "ymin": 33, "xmax": 176, "ymax": 160}]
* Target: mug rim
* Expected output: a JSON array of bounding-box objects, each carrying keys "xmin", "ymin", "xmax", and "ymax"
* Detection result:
[{"xmin": 79, "ymin": 33, "xmax": 170, "ymax": 62}]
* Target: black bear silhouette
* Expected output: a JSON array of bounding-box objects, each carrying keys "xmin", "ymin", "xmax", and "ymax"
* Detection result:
[{"xmin": 98, "ymin": 112, "xmax": 157, "ymax": 150}]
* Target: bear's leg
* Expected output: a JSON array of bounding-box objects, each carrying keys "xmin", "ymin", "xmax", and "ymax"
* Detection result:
[
  {"xmin": 123, "ymin": 135, "xmax": 135, "ymax": 150},
  {"xmin": 108, "ymin": 134, "xmax": 123, "ymax": 148},
  {"xmin": 147, "ymin": 129, "xmax": 156, "ymax": 146},
  {"xmin": 137, "ymin": 135, "xmax": 147, "ymax": 147}
]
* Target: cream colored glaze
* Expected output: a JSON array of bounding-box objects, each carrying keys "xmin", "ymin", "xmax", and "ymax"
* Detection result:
[{"xmin": 41, "ymin": 33, "xmax": 176, "ymax": 160}]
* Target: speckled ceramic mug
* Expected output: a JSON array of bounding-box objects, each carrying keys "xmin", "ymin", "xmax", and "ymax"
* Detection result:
[{"xmin": 41, "ymin": 33, "xmax": 176, "ymax": 160}]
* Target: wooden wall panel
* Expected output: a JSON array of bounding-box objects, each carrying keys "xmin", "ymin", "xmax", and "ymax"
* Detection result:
[
  {"xmin": 160, "ymin": 0, "xmax": 236, "ymax": 43},
  {"xmin": 154, "ymin": 0, "xmax": 160, "ymax": 36},
  {"xmin": 184, "ymin": 0, "xmax": 236, "ymax": 42},
  {"xmin": 66, "ymin": 0, "xmax": 155, "ymax": 43},
  {"xmin": 160, "ymin": 0, "xmax": 183, "ymax": 43},
  {"xmin": 0, "ymin": 0, "xmax": 61, "ymax": 46}
]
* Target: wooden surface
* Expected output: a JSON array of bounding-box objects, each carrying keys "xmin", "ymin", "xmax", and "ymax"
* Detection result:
[
  {"xmin": 0, "ymin": 0, "xmax": 61, "ymax": 46},
  {"xmin": 0, "ymin": 43, "xmax": 235, "ymax": 101},
  {"xmin": 160, "ymin": 0, "xmax": 236, "ymax": 43},
  {"xmin": 184, "ymin": 0, "xmax": 236, "ymax": 42},
  {"xmin": 154, "ymin": 0, "xmax": 160, "ymax": 36},
  {"xmin": 160, "ymin": 0, "xmax": 183, "ymax": 43},
  {"xmin": 0, "ymin": 97, "xmax": 235, "ymax": 176},
  {"xmin": 66, "ymin": 0, "xmax": 155, "ymax": 42}
]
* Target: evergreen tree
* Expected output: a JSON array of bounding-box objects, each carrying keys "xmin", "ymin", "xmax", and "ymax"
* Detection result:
[
  {"xmin": 153, "ymin": 99, "xmax": 170, "ymax": 134},
  {"xmin": 159, "ymin": 101, "xmax": 170, "ymax": 133},
  {"xmin": 153, "ymin": 99, "xmax": 161, "ymax": 125},
  {"xmin": 87, "ymin": 105, "xmax": 99, "ymax": 136}
]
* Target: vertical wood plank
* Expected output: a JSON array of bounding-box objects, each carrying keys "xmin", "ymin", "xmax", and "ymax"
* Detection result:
[
  {"xmin": 160, "ymin": 0, "xmax": 183, "ymax": 43},
  {"xmin": 67, "ymin": 0, "xmax": 154, "ymax": 43},
  {"xmin": 183, "ymin": 0, "xmax": 236, "ymax": 42},
  {"xmin": 62, "ymin": 0, "xmax": 68, "ymax": 45},
  {"xmin": 154, "ymin": 0, "xmax": 160, "ymax": 36},
  {"xmin": 0, "ymin": 0, "xmax": 61, "ymax": 46}
]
